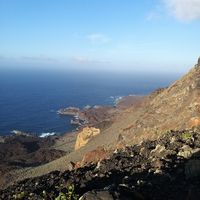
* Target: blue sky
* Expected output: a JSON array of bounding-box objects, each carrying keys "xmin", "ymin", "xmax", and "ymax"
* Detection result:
[{"xmin": 0, "ymin": 0, "xmax": 200, "ymax": 73}]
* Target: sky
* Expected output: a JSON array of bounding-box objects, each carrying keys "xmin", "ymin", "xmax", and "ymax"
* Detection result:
[{"xmin": 0, "ymin": 0, "xmax": 200, "ymax": 73}]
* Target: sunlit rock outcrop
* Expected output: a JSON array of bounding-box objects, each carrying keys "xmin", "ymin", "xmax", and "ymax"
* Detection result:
[{"xmin": 75, "ymin": 127, "xmax": 100, "ymax": 150}]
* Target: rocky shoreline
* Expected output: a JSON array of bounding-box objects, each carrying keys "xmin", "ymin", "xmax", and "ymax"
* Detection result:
[
  {"xmin": 57, "ymin": 95, "xmax": 145, "ymax": 129},
  {"xmin": 1, "ymin": 129, "xmax": 200, "ymax": 199}
]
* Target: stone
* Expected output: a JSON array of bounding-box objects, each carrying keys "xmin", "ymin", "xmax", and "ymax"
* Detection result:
[
  {"xmin": 151, "ymin": 159, "xmax": 164, "ymax": 169},
  {"xmin": 150, "ymin": 144, "xmax": 175, "ymax": 158},
  {"xmin": 75, "ymin": 127, "xmax": 100, "ymax": 150},
  {"xmin": 177, "ymin": 145, "xmax": 193, "ymax": 159},
  {"xmin": 170, "ymin": 136, "xmax": 176, "ymax": 143},
  {"xmin": 179, "ymin": 146, "xmax": 200, "ymax": 159},
  {"xmin": 79, "ymin": 190, "xmax": 114, "ymax": 200},
  {"xmin": 154, "ymin": 169, "xmax": 163, "ymax": 174}
]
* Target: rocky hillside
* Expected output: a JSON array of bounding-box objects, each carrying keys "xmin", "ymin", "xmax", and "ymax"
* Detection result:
[
  {"xmin": 1, "ymin": 129, "xmax": 200, "ymax": 199},
  {"xmin": 93, "ymin": 57, "xmax": 200, "ymax": 148},
  {"xmin": 1, "ymin": 58, "xmax": 199, "ymax": 190},
  {"xmin": 0, "ymin": 134, "xmax": 66, "ymax": 187}
]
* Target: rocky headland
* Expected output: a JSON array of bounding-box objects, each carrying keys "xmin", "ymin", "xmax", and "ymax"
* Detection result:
[{"xmin": 58, "ymin": 95, "xmax": 144, "ymax": 129}]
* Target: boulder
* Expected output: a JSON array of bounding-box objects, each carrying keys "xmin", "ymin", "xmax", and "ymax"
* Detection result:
[
  {"xmin": 79, "ymin": 190, "xmax": 114, "ymax": 200},
  {"xmin": 75, "ymin": 127, "xmax": 100, "ymax": 150},
  {"xmin": 150, "ymin": 144, "xmax": 175, "ymax": 158},
  {"xmin": 177, "ymin": 145, "xmax": 194, "ymax": 159}
]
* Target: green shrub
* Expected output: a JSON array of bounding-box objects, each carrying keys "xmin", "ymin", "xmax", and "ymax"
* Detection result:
[
  {"xmin": 13, "ymin": 191, "xmax": 26, "ymax": 199},
  {"xmin": 55, "ymin": 192, "xmax": 67, "ymax": 200},
  {"xmin": 181, "ymin": 132, "xmax": 192, "ymax": 140},
  {"xmin": 55, "ymin": 184, "xmax": 78, "ymax": 200}
]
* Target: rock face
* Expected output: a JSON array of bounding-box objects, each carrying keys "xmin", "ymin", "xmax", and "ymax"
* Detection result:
[
  {"xmin": 1, "ymin": 129, "xmax": 200, "ymax": 200},
  {"xmin": 198, "ymin": 56, "xmax": 200, "ymax": 66},
  {"xmin": 75, "ymin": 127, "xmax": 100, "ymax": 150}
]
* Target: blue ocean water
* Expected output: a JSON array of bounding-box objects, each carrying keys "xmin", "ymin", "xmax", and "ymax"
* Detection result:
[{"xmin": 0, "ymin": 68, "xmax": 180, "ymax": 136}]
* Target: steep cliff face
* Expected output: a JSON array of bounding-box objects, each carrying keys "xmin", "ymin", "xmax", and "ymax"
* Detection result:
[{"xmin": 75, "ymin": 127, "xmax": 100, "ymax": 150}]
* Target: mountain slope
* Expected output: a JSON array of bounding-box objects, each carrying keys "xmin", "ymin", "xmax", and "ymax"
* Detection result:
[
  {"xmin": 99, "ymin": 58, "xmax": 200, "ymax": 146},
  {"xmin": 1, "ymin": 129, "xmax": 200, "ymax": 199}
]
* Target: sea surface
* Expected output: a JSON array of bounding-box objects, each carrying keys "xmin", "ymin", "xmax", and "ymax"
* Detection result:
[{"xmin": 0, "ymin": 68, "xmax": 180, "ymax": 136}]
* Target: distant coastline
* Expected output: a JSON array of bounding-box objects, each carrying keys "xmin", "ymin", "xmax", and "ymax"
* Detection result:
[
  {"xmin": 6, "ymin": 95, "xmax": 143, "ymax": 137},
  {"xmin": 0, "ymin": 70, "xmax": 178, "ymax": 136}
]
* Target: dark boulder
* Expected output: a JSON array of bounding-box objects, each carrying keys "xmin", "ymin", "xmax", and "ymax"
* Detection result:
[{"xmin": 80, "ymin": 190, "xmax": 114, "ymax": 200}]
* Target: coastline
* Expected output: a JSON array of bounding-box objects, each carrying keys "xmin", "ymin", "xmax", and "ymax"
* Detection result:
[
  {"xmin": 0, "ymin": 94, "xmax": 145, "ymax": 187},
  {"xmin": 57, "ymin": 95, "xmax": 145, "ymax": 131},
  {"xmin": 4, "ymin": 94, "xmax": 144, "ymax": 138}
]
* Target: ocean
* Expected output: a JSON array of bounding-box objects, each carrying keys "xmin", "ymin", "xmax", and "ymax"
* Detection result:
[{"xmin": 0, "ymin": 68, "xmax": 180, "ymax": 136}]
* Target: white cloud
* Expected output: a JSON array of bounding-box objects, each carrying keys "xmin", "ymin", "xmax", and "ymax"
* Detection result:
[
  {"xmin": 86, "ymin": 33, "xmax": 111, "ymax": 44},
  {"xmin": 164, "ymin": 0, "xmax": 200, "ymax": 21}
]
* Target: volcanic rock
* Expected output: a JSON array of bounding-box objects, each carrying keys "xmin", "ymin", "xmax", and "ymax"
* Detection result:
[
  {"xmin": 75, "ymin": 127, "xmax": 100, "ymax": 150},
  {"xmin": 1, "ymin": 130, "xmax": 200, "ymax": 199},
  {"xmin": 79, "ymin": 190, "xmax": 114, "ymax": 200}
]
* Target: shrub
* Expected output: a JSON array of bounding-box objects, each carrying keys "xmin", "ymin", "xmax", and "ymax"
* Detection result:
[
  {"xmin": 55, "ymin": 184, "xmax": 78, "ymax": 200},
  {"xmin": 181, "ymin": 132, "xmax": 192, "ymax": 140}
]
